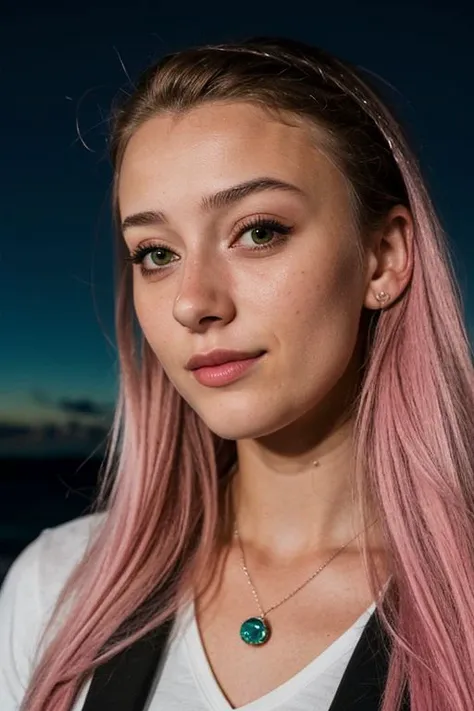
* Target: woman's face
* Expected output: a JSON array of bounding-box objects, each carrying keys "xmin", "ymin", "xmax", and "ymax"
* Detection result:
[{"xmin": 118, "ymin": 101, "xmax": 371, "ymax": 441}]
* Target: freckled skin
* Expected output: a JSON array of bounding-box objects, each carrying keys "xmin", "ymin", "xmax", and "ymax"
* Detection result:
[{"xmin": 118, "ymin": 101, "xmax": 371, "ymax": 444}]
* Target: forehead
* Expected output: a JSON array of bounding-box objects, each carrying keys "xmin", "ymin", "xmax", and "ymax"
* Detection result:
[{"xmin": 118, "ymin": 101, "xmax": 346, "ymax": 212}]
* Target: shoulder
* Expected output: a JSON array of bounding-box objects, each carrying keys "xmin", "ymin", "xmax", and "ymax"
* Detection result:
[
  {"xmin": 0, "ymin": 512, "xmax": 106, "ymax": 707},
  {"xmin": 35, "ymin": 513, "xmax": 106, "ymax": 595},
  {"xmin": 8, "ymin": 512, "xmax": 106, "ymax": 617}
]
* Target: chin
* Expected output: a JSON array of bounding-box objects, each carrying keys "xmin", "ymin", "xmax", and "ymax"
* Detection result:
[
  {"xmin": 206, "ymin": 420, "xmax": 273, "ymax": 441},
  {"xmin": 171, "ymin": 377, "xmax": 301, "ymax": 441},
  {"xmin": 192, "ymin": 401, "xmax": 294, "ymax": 442}
]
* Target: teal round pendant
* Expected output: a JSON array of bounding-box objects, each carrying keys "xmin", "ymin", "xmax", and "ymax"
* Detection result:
[{"xmin": 240, "ymin": 616, "xmax": 271, "ymax": 646}]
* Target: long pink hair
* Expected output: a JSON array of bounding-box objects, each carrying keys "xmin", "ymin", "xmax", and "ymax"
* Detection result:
[{"xmin": 20, "ymin": 36, "xmax": 474, "ymax": 711}]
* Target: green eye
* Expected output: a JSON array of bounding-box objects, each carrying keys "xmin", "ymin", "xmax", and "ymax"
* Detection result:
[
  {"xmin": 150, "ymin": 248, "xmax": 174, "ymax": 266},
  {"xmin": 248, "ymin": 226, "xmax": 274, "ymax": 245},
  {"xmin": 235, "ymin": 218, "xmax": 294, "ymax": 251},
  {"xmin": 125, "ymin": 244, "xmax": 178, "ymax": 275}
]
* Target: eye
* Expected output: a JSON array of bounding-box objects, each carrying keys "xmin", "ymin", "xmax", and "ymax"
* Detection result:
[
  {"xmin": 233, "ymin": 217, "xmax": 294, "ymax": 250},
  {"xmin": 124, "ymin": 244, "xmax": 178, "ymax": 276}
]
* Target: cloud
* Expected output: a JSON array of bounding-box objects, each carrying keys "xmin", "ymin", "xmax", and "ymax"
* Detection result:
[
  {"xmin": 0, "ymin": 420, "xmax": 110, "ymax": 441},
  {"xmin": 57, "ymin": 398, "xmax": 112, "ymax": 417},
  {"xmin": 0, "ymin": 418, "xmax": 110, "ymax": 458},
  {"xmin": 30, "ymin": 390, "xmax": 113, "ymax": 418}
]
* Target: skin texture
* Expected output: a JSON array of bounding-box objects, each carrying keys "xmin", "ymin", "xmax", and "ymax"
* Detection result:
[{"xmin": 118, "ymin": 101, "xmax": 414, "ymax": 564}]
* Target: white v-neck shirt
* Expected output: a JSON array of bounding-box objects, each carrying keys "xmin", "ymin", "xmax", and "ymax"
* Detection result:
[
  {"xmin": 148, "ymin": 595, "xmax": 375, "ymax": 711},
  {"xmin": 0, "ymin": 514, "xmax": 377, "ymax": 711}
]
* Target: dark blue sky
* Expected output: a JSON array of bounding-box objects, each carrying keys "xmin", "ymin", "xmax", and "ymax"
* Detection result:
[{"xmin": 1, "ymin": 1, "xmax": 473, "ymax": 456}]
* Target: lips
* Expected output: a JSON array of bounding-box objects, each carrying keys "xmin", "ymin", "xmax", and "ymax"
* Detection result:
[{"xmin": 185, "ymin": 349, "xmax": 266, "ymax": 370}]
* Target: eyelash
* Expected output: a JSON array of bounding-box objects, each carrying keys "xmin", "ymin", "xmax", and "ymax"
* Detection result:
[{"xmin": 124, "ymin": 216, "xmax": 294, "ymax": 278}]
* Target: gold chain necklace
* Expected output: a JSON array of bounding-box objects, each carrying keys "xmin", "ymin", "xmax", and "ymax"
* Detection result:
[{"xmin": 234, "ymin": 518, "xmax": 379, "ymax": 646}]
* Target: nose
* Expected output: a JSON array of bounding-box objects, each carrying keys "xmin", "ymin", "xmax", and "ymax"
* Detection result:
[{"xmin": 172, "ymin": 255, "xmax": 236, "ymax": 332}]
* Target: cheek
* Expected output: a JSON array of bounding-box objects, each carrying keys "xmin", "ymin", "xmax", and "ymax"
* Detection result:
[
  {"xmin": 133, "ymin": 286, "xmax": 172, "ymax": 357},
  {"xmin": 133, "ymin": 285, "xmax": 192, "ymax": 398},
  {"xmin": 281, "ymin": 249, "xmax": 364, "ymax": 356}
]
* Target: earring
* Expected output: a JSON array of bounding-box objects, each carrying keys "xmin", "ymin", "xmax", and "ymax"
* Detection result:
[
  {"xmin": 375, "ymin": 291, "xmax": 391, "ymax": 308},
  {"xmin": 312, "ymin": 460, "xmax": 320, "ymax": 467}
]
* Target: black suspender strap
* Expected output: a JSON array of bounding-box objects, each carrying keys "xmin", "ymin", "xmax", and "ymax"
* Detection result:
[
  {"xmin": 328, "ymin": 607, "xmax": 410, "ymax": 711},
  {"xmin": 80, "ymin": 616, "xmax": 174, "ymax": 711}
]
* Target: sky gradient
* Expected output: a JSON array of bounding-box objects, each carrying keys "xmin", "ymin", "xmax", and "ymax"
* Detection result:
[{"xmin": 1, "ymin": 0, "xmax": 473, "ymax": 457}]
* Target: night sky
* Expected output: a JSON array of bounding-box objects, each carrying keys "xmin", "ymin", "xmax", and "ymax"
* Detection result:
[{"xmin": 1, "ymin": 0, "xmax": 473, "ymax": 457}]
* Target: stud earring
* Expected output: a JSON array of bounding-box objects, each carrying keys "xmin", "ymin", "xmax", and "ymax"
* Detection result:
[
  {"xmin": 312, "ymin": 460, "xmax": 320, "ymax": 467},
  {"xmin": 375, "ymin": 291, "xmax": 391, "ymax": 308}
]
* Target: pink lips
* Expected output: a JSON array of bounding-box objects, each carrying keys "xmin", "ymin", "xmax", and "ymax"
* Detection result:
[{"xmin": 186, "ymin": 349, "xmax": 265, "ymax": 387}]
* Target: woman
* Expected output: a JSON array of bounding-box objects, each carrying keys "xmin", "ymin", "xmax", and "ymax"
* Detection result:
[{"xmin": 1, "ymin": 35, "xmax": 473, "ymax": 711}]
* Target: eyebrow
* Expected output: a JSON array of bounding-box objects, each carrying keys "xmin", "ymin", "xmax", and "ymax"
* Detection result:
[{"xmin": 121, "ymin": 176, "xmax": 307, "ymax": 232}]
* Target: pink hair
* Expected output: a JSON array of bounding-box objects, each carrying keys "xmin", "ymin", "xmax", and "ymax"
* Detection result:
[{"xmin": 20, "ymin": 37, "xmax": 474, "ymax": 711}]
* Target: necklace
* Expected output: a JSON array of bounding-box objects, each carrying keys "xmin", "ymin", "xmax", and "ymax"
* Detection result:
[{"xmin": 234, "ymin": 518, "xmax": 379, "ymax": 646}]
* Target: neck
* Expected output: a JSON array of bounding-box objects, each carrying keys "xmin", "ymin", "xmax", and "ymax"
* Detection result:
[{"xmin": 228, "ymin": 416, "xmax": 383, "ymax": 566}]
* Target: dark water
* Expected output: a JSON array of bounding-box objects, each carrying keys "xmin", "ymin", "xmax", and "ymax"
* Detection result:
[{"xmin": 0, "ymin": 457, "xmax": 100, "ymax": 583}]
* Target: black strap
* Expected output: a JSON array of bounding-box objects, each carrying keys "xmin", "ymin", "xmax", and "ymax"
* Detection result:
[
  {"xmin": 80, "ymin": 616, "xmax": 174, "ymax": 711},
  {"xmin": 81, "ymin": 608, "xmax": 410, "ymax": 711},
  {"xmin": 328, "ymin": 608, "xmax": 410, "ymax": 711}
]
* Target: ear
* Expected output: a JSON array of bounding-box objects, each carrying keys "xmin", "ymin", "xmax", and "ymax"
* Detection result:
[{"xmin": 363, "ymin": 205, "xmax": 414, "ymax": 310}]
